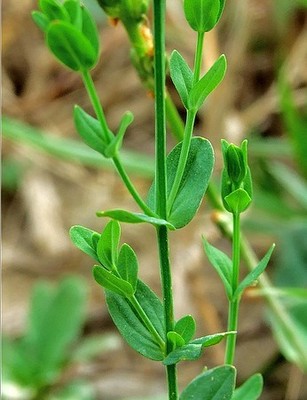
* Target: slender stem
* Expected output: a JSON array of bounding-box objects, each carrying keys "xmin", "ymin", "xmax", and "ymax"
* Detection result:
[
  {"xmin": 193, "ymin": 31, "xmax": 205, "ymax": 84},
  {"xmin": 157, "ymin": 226, "xmax": 177, "ymax": 399},
  {"xmin": 82, "ymin": 70, "xmax": 156, "ymax": 216},
  {"xmin": 225, "ymin": 212, "xmax": 241, "ymax": 365},
  {"xmin": 153, "ymin": 0, "xmax": 167, "ymax": 218},
  {"xmin": 81, "ymin": 69, "xmax": 112, "ymax": 142},
  {"xmin": 129, "ymin": 294, "xmax": 166, "ymax": 350},
  {"xmin": 153, "ymin": 1, "xmax": 178, "ymax": 398},
  {"xmin": 112, "ymin": 155, "xmax": 157, "ymax": 216}
]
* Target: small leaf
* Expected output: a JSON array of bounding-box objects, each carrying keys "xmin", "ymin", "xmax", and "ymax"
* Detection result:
[
  {"xmin": 203, "ymin": 237, "xmax": 232, "ymax": 299},
  {"xmin": 192, "ymin": 331, "xmax": 235, "ymax": 347},
  {"xmin": 174, "ymin": 315, "xmax": 196, "ymax": 344},
  {"xmin": 167, "ymin": 331, "xmax": 185, "ymax": 350},
  {"xmin": 117, "ymin": 243, "xmax": 138, "ymax": 292},
  {"xmin": 46, "ymin": 21, "xmax": 98, "ymax": 71},
  {"xmin": 93, "ymin": 265, "xmax": 134, "ymax": 297},
  {"xmin": 163, "ymin": 343, "xmax": 203, "ymax": 365},
  {"xmin": 74, "ymin": 105, "xmax": 107, "ymax": 154},
  {"xmin": 39, "ymin": 0, "xmax": 70, "ymax": 22},
  {"xmin": 231, "ymin": 373, "xmax": 263, "ymax": 400},
  {"xmin": 189, "ymin": 54, "xmax": 227, "ymax": 111},
  {"xmin": 234, "ymin": 244, "xmax": 275, "ymax": 299},
  {"xmin": 224, "ymin": 188, "xmax": 252, "ymax": 214},
  {"xmin": 169, "ymin": 50, "xmax": 193, "ymax": 109},
  {"xmin": 97, "ymin": 209, "xmax": 175, "ymax": 230},
  {"xmin": 97, "ymin": 220, "xmax": 121, "ymax": 270},
  {"xmin": 147, "ymin": 137, "xmax": 214, "ymax": 229},
  {"xmin": 32, "ymin": 11, "xmax": 50, "ymax": 32},
  {"xmin": 64, "ymin": 0, "xmax": 82, "ymax": 30},
  {"xmin": 180, "ymin": 365, "xmax": 236, "ymax": 400},
  {"xmin": 106, "ymin": 280, "xmax": 165, "ymax": 361},
  {"xmin": 69, "ymin": 225, "xmax": 100, "ymax": 262},
  {"xmin": 81, "ymin": 4, "xmax": 100, "ymax": 58},
  {"xmin": 104, "ymin": 112, "xmax": 134, "ymax": 158},
  {"xmin": 183, "ymin": 0, "xmax": 225, "ymax": 33}
]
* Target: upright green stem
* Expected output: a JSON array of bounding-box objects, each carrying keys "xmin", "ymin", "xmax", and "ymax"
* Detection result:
[
  {"xmin": 167, "ymin": 31, "xmax": 204, "ymax": 214},
  {"xmin": 81, "ymin": 69, "xmax": 112, "ymax": 142},
  {"xmin": 153, "ymin": 1, "xmax": 178, "ymax": 398},
  {"xmin": 81, "ymin": 69, "xmax": 156, "ymax": 216},
  {"xmin": 225, "ymin": 212, "xmax": 240, "ymax": 365}
]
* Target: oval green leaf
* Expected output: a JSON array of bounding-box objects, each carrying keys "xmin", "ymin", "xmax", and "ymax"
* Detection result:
[
  {"xmin": 232, "ymin": 373, "xmax": 263, "ymax": 400},
  {"xmin": 106, "ymin": 280, "xmax": 165, "ymax": 361},
  {"xmin": 46, "ymin": 21, "xmax": 98, "ymax": 71},
  {"xmin": 180, "ymin": 365, "xmax": 236, "ymax": 400},
  {"xmin": 93, "ymin": 265, "xmax": 134, "ymax": 297},
  {"xmin": 189, "ymin": 54, "xmax": 227, "ymax": 111},
  {"xmin": 69, "ymin": 225, "xmax": 100, "ymax": 262},
  {"xmin": 174, "ymin": 315, "xmax": 196, "ymax": 344},
  {"xmin": 96, "ymin": 220, "xmax": 121, "ymax": 270},
  {"xmin": 170, "ymin": 50, "xmax": 193, "ymax": 109},
  {"xmin": 148, "ymin": 137, "xmax": 214, "ymax": 229},
  {"xmin": 117, "ymin": 243, "xmax": 138, "ymax": 292}
]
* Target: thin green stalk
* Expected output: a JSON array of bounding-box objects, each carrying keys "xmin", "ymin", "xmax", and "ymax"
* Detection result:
[
  {"xmin": 167, "ymin": 31, "xmax": 204, "ymax": 214},
  {"xmin": 112, "ymin": 155, "xmax": 157, "ymax": 216},
  {"xmin": 82, "ymin": 69, "xmax": 156, "ymax": 216},
  {"xmin": 81, "ymin": 69, "xmax": 112, "ymax": 143},
  {"xmin": 129, "ymin": 294, "xmax": 166, "ymax": 351},
  {"xmin": 153, "ymin": 0, "xmax": 178, "ymax": 398},
  {"xmin": 225, "ymin": 212, "xmax": 240, "ymax": 365},
  {"xmin": 157, "ymin": 225, "xmax": 177, "ymax": 399}
]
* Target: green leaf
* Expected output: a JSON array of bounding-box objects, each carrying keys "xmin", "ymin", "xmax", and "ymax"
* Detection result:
[
  {"xmin": 32, "ymin": 11, "xmax": 50, "ymax": 32},
  {"xmin": 231, "ymin": 373, "xmax": 263, "ymax": 400},
  {"xmin": 148, "ymin": 137, "xmax": 214, "ymax": 229},
  {"xmin": 106, "ymin": 280, "xmax": 165, "ymax": 361},
  {"xmin": 46, "ymin": 21, "xmax": 98, "ymax": 71},
  {"xmin": 234, "ymin": 244, "xmax": 275, "ymax": 299},
  {"xmin": 80, "ymin": 4, "xmax": 100, "ymax": 58},
  {"xmin": 93, "ymin": 265, "xmax": 134, "ymax": 297},
  {"xmin": 189, "ymin": 54, "xmax": 227, "ymax": 111},
  {"xmin": 224, "ymin": 188, "xmax": 252, "ymax": 214},
  {"xmin": 163, "ymin": 343, "xmax": 202, "ymax": 365},
  {"xmin": 69, "ymin": 225, "xmax": 100, "ymax": 261},
  {"xmin": 96, "ymin": 220, "xmax": 121, "ymax": 270},
  {"xmin": 74, "ymin": 105, "xmax": 107, "ymax": 154},
  {"xmin": 203, "ymin": 237, "xmax": 232, "ymax": 299},
  {"xmin": 64, "ymin": 0, "xmax": 83, "ymax": 30},
  {"xmin": 117, "ymin": 243, "xmax": 138, "ymax": 292},
  {"xmin": 97, "ymin": 209, "xmax": 175, "ymax": 230},
  {"xmin": 164, "ymin": 332, "xmax": 233, "ymax": 365},
  {"xmin": 169, "ymin": 50, "xmax": 193, "ymax": 109},
  {"xmin": 24, "ymin": 277, "xmax": 87, "ymax": 386},
  {"xmin": 183, "ymin": 0, "xmax": 224, "ymax": 33},
  {"xmin": 167, "ymin": 331, "xmax": 185, "ymax": 350},
  {"xmin": 180, "ymin": 365, "xmax": 236, "ymax": 400},
  {"xmin": 174, "ymin": 315, "xmax": 196, "ymax": 344},
  {"xmin": 104, "ymin": 111, "xmax": 134, "ymax": 158},
  {"xmin": 192, "ymin": 331, "xmax": 235, "ymax": 347},
  {"xmin": 39, "ymin": 0, "xmax": 70, "ymax": 22}
]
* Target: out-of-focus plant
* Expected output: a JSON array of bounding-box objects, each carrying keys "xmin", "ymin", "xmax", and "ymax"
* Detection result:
[{"xmin": 2, "ymin": 276, "xmax": 120, "ymax": 400}]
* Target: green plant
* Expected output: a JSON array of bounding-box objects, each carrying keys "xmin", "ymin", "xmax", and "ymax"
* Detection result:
[
  {"xmin": 30, "ymin": 0, "xmax": 279, "ymax": 398},
  {"xmin": 2, "ymin": 276, "xmax": 120, "ymax": 400}
]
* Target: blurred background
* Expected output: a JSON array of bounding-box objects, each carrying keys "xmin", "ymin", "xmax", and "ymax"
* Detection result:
[{"xmin": 2, "ymin": 0, "xmax": 307, "ymax": 399}]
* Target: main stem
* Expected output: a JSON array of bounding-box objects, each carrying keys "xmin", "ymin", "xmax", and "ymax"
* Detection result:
[
  {"xmin": 153, "ymin": 1, "xmax": 177, "ymax": 398},
  {"xmin": 225, "ymin": 212, "xmax": 240, "ymax": 365}
]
